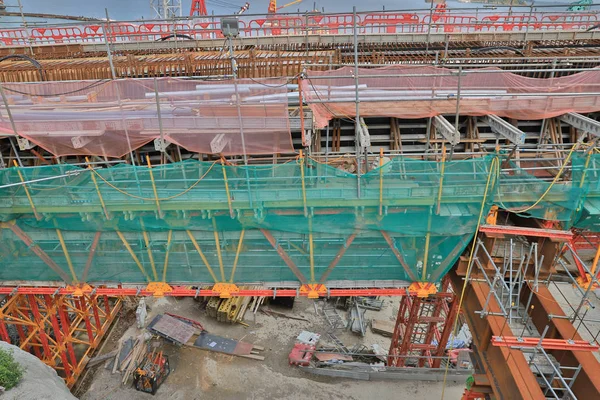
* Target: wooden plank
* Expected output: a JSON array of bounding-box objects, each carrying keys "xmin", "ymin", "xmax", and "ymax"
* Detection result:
[
  {"xmin": 239, "ymin": 354, "xmax": 265, "ymax": 361},
  {"xmin": 371, "ymin": 318, "xmax": 395, "ymax": 337}
]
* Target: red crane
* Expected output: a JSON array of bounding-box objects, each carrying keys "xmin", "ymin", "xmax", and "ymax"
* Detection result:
[{"xmin": 190, "ymin": 0, "xmax": 208, "ymax": 16}]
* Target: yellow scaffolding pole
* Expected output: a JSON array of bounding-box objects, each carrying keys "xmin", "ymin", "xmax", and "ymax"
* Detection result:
[
  {"xmin": 309, "ymin": 215, "xmax": 315, "ymax": 282},
  {"xmin": 116, "ymin": 230, "xmax": 151, "ymax": 282},
  {"xmin": 299, "ymin": 150, "xmax": 308, "ymax": 217},
  {"xmin": 146, "ymin": 155, "xmax": 163, "ymax": 218},
  {"xmin": 422, "ymin": 208, "xmax": 433, "ymax": 281},
  {"xmin": 142, "ymin": 230, "xmax": 159, "ymax": 281},
  {"xmin": 85, "ymin": 157, "xmax": 110, "ymax": 219},
  {"xmin": 186, "ymin": 230, "xmax": 218, "ymax": 283},
  {"xmin": 229, "ymin": 229, "xmax": 245, "ymax": 283},
  {"xmin": 162, "ymin": 230, "xmax": 173, "ymax": 282},
  {"xmin": 221, "ymin": 158, "xmax": 234, "ymax": 218},
  {"xmin": 212, "ymin": 217, "xmax": 225, "ymax": 281},
  {"xmin": 13, "ymin": 160, "xmax": 40, "ymax": 220},
  {"xmin": 379, "ymin": 148, "xmax": 384, "ymax": 216},
  {"xmin": 56, "ymin": 229, "xmax": 78, "ymax": 284},
  {"xmin": 436, "ymin": 145, "xmax": 447, "ymax": 215}
]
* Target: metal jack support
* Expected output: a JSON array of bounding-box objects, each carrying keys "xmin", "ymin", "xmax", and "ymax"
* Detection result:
[{"xmin": 388, "ymin": 276, "xmax": 459, "ymax": 368}]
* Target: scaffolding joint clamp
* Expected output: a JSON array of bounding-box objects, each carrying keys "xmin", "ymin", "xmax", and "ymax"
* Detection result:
[
  {"xmin": 145, "ymin": 282, "xmax": 173, "ymax": 298},
  {"xmin": 300, "ymin": 284, "xmax": 326, "ymax": 299},
  {"xmin": 211, "ymin": 282, "xmax": 239, "ymax": 299},
  {"xmin": 408, "ymin": 282, "xmax": 438, "ymax": 298}
]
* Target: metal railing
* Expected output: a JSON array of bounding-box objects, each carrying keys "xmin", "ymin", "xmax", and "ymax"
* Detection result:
[{"xmin": 0, "ymin": 5, "xmax": 598, "ymax": 46}]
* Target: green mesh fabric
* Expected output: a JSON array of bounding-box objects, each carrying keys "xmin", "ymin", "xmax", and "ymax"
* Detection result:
[
  {"xmin": 0, "ymin": 156, "xmax": 497, "ymax": 285},
  {"xmin": 496, "ymin": 157, "xmax": 586, "ymax": 226},
  {"xmin": 572, "ymin": 152, "xmax": 600, "ymax": 230}
]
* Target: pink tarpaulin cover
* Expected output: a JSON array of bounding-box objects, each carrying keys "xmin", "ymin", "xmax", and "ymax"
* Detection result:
[
  {"xmin": 0, "ymin": 77, "xmax": 294, "ymax": 157},
  {"xmin": 302, "ymin": 65, "xmax": 600, "ymax": 128}
]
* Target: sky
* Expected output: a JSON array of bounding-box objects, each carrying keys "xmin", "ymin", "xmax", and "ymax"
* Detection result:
[{"xmin": 8, "ymin": 0, "xmax": 569, "ymax": 21}]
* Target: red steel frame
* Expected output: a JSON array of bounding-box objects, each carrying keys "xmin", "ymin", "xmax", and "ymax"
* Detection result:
[
  {"xmin": 567, "ymin": 229, "xmax": 600, "ymax": 283},
  {"xmin": 491, "ymin": 336, "xmax": 599, "ymax": 352},
  {"xmin": 387, "ymin": 276, "xmax": 459, "ymax": 368},
  {"xmin": 453, "ymin": 223, "xmax": 600, "ymax": 399},
  {"xmin": 0, "ymin": 293, "xmax": 121, "ymax": 388},
  {"xmin": 0, "ymin": 286, "xmax": 414, "ymax": 298}
]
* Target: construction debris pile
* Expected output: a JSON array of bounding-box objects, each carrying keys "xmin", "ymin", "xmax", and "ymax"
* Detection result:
[{"xmin": 287, "ymin": 296, "xmax": 473, "ymax": 380}]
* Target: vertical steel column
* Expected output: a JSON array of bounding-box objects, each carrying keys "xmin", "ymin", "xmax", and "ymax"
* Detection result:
[
  {"xmin": 433, "ymin": 293, "xmax": 459, "ymax": 368},
  {"xmin": 226, "ymin": 34, "xmax": 253, "ymax": 208},
  {"xmin": 0, "ymin": 319, "xmax": 10, "ymax": 343},
  {"xmin": 77, "ymin": 297, "xmax": 95, "ymax": 346},
  {"xmin": 90, "ymin": 296, "xmax": 102, "ymax": 333},
  {"xmin": 44, "ymin": 294, "xmax": 72, "ymax": 380},
  {"xmin": 27, "ymin": 294, "xmax": 52, "ymax": 360},
  {"xmin": 57, "ymin": 298, "xmax": 78, "ymax": 370},
  {"xmin": 103, "ymin": 8, "xmax": 139, "ymax": 168}
]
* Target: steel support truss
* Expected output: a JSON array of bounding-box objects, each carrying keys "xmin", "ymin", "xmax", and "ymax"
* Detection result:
[
  {"xmin": 388, "ymin": 276, "xmax": 459, "ymax": 368},
  {"xmin": 0, "ymin": 293, "xmax": 122, "ymax": 388}
]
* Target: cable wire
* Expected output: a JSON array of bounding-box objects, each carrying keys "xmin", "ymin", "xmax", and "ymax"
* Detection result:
[
  {"xmin": 2, "ymin": 79, "xmax": 110, "ymax": 97},
  {"xmin": 90, "ymin": 160, "xmax": 218, "ymax": 201},
  {"xmin": 440, "ymin": 155, "xmax": 499, "ymax": 399}
]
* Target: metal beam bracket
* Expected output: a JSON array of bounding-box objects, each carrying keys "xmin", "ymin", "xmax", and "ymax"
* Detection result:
[
  {"xmin": 17, "ymin": 137, "xmax": 33, "ymax": 150},
  {"xmin": 433, "ymin": 115, "xmax": 460, "ymax": 146},
  {"xmin": 559, "ymin": 112, "xmax": 600, "ymax": 138},
  {"xmin": 153, "ymin": 138, "xmax": 170, "ymax": 152},
  {"xmin": 486, "ymin": 115, "xmax": 526, "ymax": 145}
]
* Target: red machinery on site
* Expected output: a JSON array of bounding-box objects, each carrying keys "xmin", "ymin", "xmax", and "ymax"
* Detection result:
[{"xmin": 133, "ymin": 350, "xmax": 171, "ymax": 395}]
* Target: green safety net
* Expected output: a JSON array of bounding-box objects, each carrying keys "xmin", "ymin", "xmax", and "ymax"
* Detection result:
[
  {"xmin": 0, "ymin": 155, "xmax": 497, "ymax": 285},
  {"xmin": 496, "ymin": 156, "xmax": 586, "ymax": 226},
  {"xmin": 572, "ymin": 152, "xmax": 600, "ymax": 231}
]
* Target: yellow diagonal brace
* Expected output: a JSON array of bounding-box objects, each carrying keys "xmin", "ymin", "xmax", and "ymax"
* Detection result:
[
  {"xmin": 379, "ymin": 148, "xmax": 384, "ymax": 216},
  {"xmin": 186, "ymin": 230, "xmax": 218, "ymax": 283},
  {"xmin": 162, "ymin": 230, "xmax": 173, "ymax": 282},
  {"xmin": 212, "ymin": 217, "xmax": 225, "ymax": 281},
  {"xmin": 56, "ymin": 229, "xmax": 78, "ymax": 284},
  {"xmin": 85, "ymin": 157, "xmax": 110, "ymax": 219},
  {"xmin": 299, "ymin": 150, "xmax": 308, "ymax": 217},
  {"xmin": 142, "ymin": 229, "xmax": 159, "ymax": 281},
  {"xmin": 436, "ymin": 145, "xmax": 447, "ymax": 215},
  {"xmin": 12, "ymin": 160, "xmax": 40, "ymax": 220},
  {"xmin": 146, "ymin": 155, "xmax": 163, "ymax": 218},
  {"xmin": 308, "ymin": 215, "xmax": 315, "ymax": 283},
  {"xmin": 229, "ymin": 229, "xmax": 245, "ymax": 283},
  {"xmin": 221, "ymin": 158, "xmax": 234, "ymax": 218},
  {"xmin": 422, "ymin": 208, "xmax": 433, "ymax": 281},
  {"xmin": 116, "ymin": 230, "xmax": 151, "ymax": 282}
]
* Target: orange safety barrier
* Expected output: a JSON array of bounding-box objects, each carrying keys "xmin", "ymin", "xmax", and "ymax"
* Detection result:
[
  {"xmin": 362, "ymin": 13, "xmax": 421, "ymax": 34},
  {"xmin": 0, "ymin": 28, "xmax": 28, "ymax": 46},
  {"xmin": 193, "ymin": 21, "xmax": 231, "ymax": 39},
  {"xmin": 248, "ymin": 16, "xmax": 303, "ymax": 36},
  {"xmin": 423, "ymin": 14, "xmax": 478, "ymax": 33},
  {"xmin": 31, "ymin": 27, "xmax": 85, "ymax": 44},
  {"xmin": 477, "ymin": 15, "xmax": 537, "ymax": 32},
  {"xmin": 82, "ymin": 25, "xmax": 106, "ymax": 41},
  {"xmin": 540, "ymin": 13, "xmax": 598, "ymax": 30},
  {"xmin": 107, "ymin": 23, "xmax": 138, "ymax": 42},
  {"xmin": 316, "ymin": 14, "xmax": 357, "ymax": 35},
  {"xmin": 0, "ymin": 10, "xmax": 598, "ymax": 44}
]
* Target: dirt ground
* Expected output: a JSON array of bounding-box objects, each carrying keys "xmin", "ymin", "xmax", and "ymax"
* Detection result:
[{"xmin": 78, "ymin": 296, "xmax": 465, "ymax": 400}]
